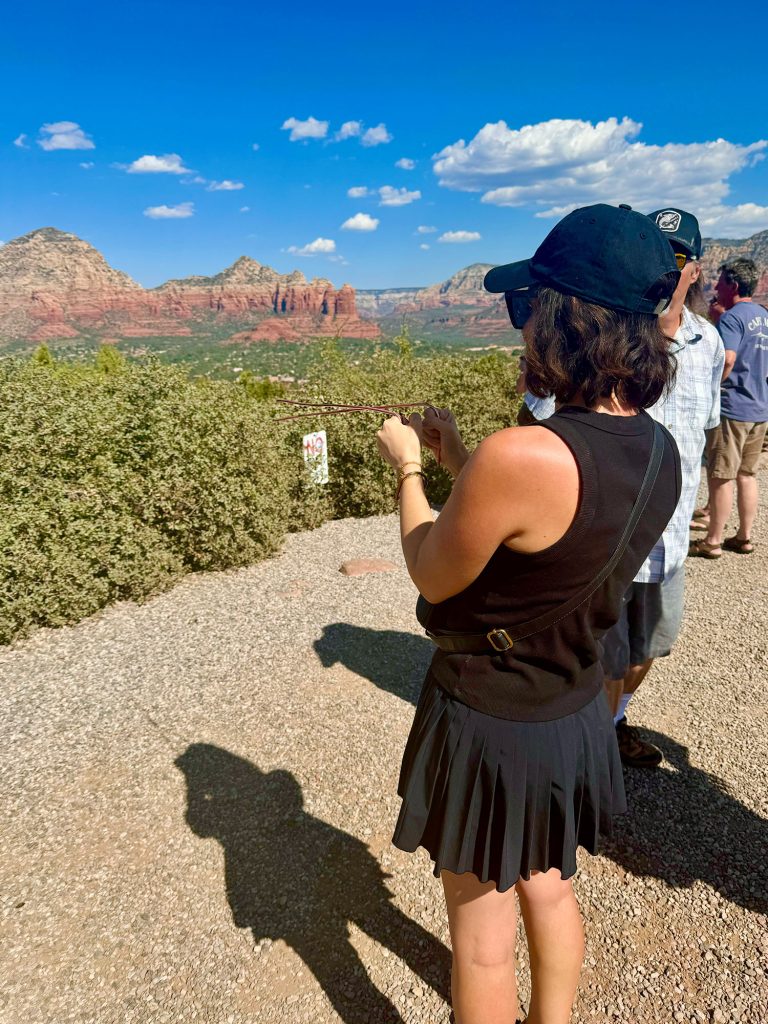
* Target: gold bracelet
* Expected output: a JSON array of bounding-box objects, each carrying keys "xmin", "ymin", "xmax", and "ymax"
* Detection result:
[
  {"xmin": 395, "ymin": 470, "xmax": 425, "ymax": 504},
  {"xmin": 397, "ymin": 461, "xmax": 423, "ymax": 477}
]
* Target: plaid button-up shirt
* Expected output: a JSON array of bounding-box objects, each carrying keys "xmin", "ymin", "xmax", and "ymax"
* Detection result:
[
  {"xmin": 523, "ymin": 306, "xmax": 724, "ymax": 581},
  {"xmin": 637, "ymin": 307, "xmax": 723, "ymax": 581}
]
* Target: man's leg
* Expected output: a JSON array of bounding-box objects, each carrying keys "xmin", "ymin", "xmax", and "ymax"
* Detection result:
[
  {"xmin": 732, "ymin": 423, "xmax": 767, "ymax": 544},
  {"xmin": 614, "ymin": 573, "xmax": 685, "ymax": 768},
  {"xmin": 622, "ymin": 658, "xmax": 655, "ymax": 695},
  {"xmin": 703, "ymin": 477, "xmax": 733, "ymax": 548},
  {"xmin": 735, "ymin": 472, "xmax": 759, "ymax": 541},
  {"xmin": 696, "ymin": 419, "xmax": 741, "ymax": 552},
  {"xmin": 606, "ymin": 659, "xmax": 653, "ymax": 723},
  {"xmin": 601, "ymin": 586, "xmax": 662, "ymax": 766}
]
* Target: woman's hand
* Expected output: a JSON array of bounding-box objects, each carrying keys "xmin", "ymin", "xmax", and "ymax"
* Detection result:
[
  {"xmin": 423, "ymin": 406, "xmax": 470, "ymax": 478},
  {"xmin": 376, "ymin": 413, "xmax": 424, "ymax": 470}
]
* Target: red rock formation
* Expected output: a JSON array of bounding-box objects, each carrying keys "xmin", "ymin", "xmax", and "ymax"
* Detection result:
[
  {"xmin": 226, "ymin": 322, "xmax": 303, "ymax": 344},
  {"xmin": 0, "ymin": 228, "xmax": 380, "ymax": 344}
]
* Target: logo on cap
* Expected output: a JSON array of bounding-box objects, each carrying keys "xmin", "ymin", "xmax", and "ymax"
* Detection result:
[{"xmin": 656, "ymin": 210, "xmax": 682, "ymax": 233}]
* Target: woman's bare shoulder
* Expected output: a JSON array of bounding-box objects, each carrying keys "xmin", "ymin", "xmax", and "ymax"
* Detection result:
[{"xmin": 476, "ymin": 424, "xmax": 577, "ymax": 478}]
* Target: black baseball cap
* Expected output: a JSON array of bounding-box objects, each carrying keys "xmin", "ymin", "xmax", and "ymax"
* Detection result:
[
  {"xmin": 648, "ymin": 207, "xmax": 702, "ymax": 259},
  {"xmin": 484, "ymin": 203, "xmax": 679, "ymax": 315}
]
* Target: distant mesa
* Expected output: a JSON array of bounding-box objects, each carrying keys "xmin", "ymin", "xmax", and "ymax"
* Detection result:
[
  {"xmin": 356, "ymin": 263, "xmax": 496, "ymax": 317},
  {"xmin": 1, "ymin": 226, "xmax": 766, "ymax": 347},
  {"xmin": 0, "ymin": 228, "xmax": 378, "ymax": 344}
]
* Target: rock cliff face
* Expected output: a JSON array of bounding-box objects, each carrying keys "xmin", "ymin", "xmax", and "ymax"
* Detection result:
[
  {"xmin": 700, "ymin": 230, "xmax": 768, "ymax": 300},
  {"xmin": 357, "ymin": 263, "xmax": 496, "ymax": 317},
  {"xmin": 0, "ymin": 228, "xmax": 378, "ymax": 343},
  {"xmin": 358, "ymin": 235, "xmax": 768, "ymax": 341}
]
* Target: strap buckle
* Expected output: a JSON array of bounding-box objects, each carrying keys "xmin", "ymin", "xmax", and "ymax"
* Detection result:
[{"xmin": 487, "ymin": 628, "xmax": 513, "ymax": 652}]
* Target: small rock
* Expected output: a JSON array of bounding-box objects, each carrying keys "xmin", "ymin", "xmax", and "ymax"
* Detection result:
[{"xmin": 339, "ymin": 558, "xmax": 398, "ymax": 576}]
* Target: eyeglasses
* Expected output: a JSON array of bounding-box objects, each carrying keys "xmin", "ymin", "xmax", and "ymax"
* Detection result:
[
  {"xmin": 504, "ymin": 288, "xmax": 539, "ymax": 329},
  {"xmin": 674, "ymin": 252, "xmax": 698, "ymax": 270}
]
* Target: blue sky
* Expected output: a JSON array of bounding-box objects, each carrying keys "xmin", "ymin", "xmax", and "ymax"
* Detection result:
[{"xmin": 1, "ymin": 0, "xmax": 767, "ymax": 289}]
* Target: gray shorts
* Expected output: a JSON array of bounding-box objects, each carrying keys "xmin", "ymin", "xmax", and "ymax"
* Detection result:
[{"xmin": 600, "ymin": 570, "xmax": 685, "ymax": 679}]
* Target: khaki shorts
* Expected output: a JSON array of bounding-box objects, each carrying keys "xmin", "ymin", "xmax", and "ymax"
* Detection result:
[{"xmin": 707, "ymin": 417, "xmax": 768, "ymax": 479}]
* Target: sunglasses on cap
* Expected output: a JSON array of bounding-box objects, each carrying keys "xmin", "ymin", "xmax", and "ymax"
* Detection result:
[
  {"xmin": 674, "ymin": 252, "xmax": 698, "ymax": 270},
  {"xmin": 504, "ymin": 287, "xmax": 539, "ymax": 329}
]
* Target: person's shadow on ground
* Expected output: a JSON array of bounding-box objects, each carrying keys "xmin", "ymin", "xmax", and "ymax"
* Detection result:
[
  {"xmin": 175, "ymin": 743, "xmax": 451, "ymax": 1024},
  {"xmin": 314, "ymin": 623, "xmax": 433, "ymax": 706},
  {"xmin": 314, "ymin": 626, "xmax": 768, "ymax": 916},
  {"xmin": 602, "ymin": 729, "xmax": 768, "ymax": 915}
]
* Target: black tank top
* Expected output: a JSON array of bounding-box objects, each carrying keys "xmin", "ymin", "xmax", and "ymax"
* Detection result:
[{"xmin": 422, "ymin": 406, "xmax": 682, "ymax": 722}]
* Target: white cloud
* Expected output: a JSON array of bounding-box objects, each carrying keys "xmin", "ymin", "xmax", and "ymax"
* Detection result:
[
  {"xmin": 362, "ymin": 123, "xmax": 393, "ymax": 147},
  {"xmin": 281, "ymin": 116, "xmax": 328, "ymax": 141},
  {"xmin": 432, "ymin": 117, "xmax": 768, "ymax": 230},
  {"xmin": 287, "ymin": 237, "xmax": 337, "ymax": 256},
  {"xmin": 239, "ymin": 206, "xmax": 250, "ymax": 213},
  {"xmin": 700, "ymin": 202, "xmax": 768, "ymax": 237},
  {"xmin": 341, "ymin": 212, "xmax": 379, "ymax": 232},
  {"xmin": 252, "ymin": 143, "xmax": 260, "ymax": 151},
  {"xmin": 14, "ymin": 133, "xmax": 29, "ymax": 149},
  {"xmin": 336, "ymin": 120, "xmax": 362, "ymax": 141},
  {"xmin": 395, "ymin": 157, "xmax": 415, "ymax": 170},
  {"xmin": 143, "ymin": 202, "xmax": 195, "ymax": 219},
  {"xmin": 38, "ymin": 121, "xmax": 95, "ymax": 151},
  {"xmin": 420, "ymin": 243, "xmax": 430, "ymax": 251},
  {"xmin": 127, "ymin": 153, "xmax": 191, "ymax": 174},
  {"xmin": 379, "ymin": 185, "xmax": 421, "ymax": 207},
  {"xmin": 79, "ymin": 161, "xmax": 94, "ymax": 169},
  {"xmin": 439, "ymin": 230, "xmax": 482, "ymax": 243},
  {"xmin": 207, "ymin": 180, "xmax": 245, "ymax": 191},
  {"xmin": 347, "ymin": 186, "xmax": 370, "ymax": 198},
  {"xmin": 417, "ymin": 224, "xmax": 437, "ymax": 234}
]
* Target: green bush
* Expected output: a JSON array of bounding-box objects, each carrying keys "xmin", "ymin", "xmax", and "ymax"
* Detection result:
[
  {"xmin": 0, "ymin": 357, "xmax": 301, "ymax": 643},
  {"xmin": 1, "ymin": 342, "xmax": 521, "ymax": 644},
  {"xmin": 278, "ymin": 339, "xmax": 521, "ymax": 516}
]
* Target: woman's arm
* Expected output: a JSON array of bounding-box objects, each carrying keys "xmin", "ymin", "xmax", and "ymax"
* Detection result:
[{"xmin": 377, "ymin": 417, "xmax": 579, "ymax": 604}]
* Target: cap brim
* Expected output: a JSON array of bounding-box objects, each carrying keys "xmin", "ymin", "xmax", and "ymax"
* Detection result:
[{"xmin": 483, "ymin": 259, "xmax": 535, "ymax": 293}]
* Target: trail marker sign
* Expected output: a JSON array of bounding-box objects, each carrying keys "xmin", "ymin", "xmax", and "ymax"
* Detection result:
[{"xmin": 303, "ymin": 430, "xmax": 329, "ymax": 485}]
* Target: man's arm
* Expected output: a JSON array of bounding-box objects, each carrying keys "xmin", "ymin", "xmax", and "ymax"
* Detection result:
[
  {"xmin": 721, "ymin": 349, "xmax": 737, "ymax": 382},
  {"xmin": 707, "ymin": 333, "xmax": 725, "ymax": 427},
  {"xmin": 717, "ymin": 310, "xmax": 742, "ymax": 382}
]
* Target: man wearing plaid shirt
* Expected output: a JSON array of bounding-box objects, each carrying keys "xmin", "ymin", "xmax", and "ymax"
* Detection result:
[{"xmin": 602, "ymin": 209, "xmax": 724, "ymax": 767}]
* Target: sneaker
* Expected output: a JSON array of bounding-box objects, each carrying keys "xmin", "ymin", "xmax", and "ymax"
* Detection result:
[{"xmin": 615, "ymin": 717, "xmax": 663, "ymax": 768}]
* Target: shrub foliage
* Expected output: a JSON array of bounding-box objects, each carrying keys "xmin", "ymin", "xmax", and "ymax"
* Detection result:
[{"xmin": 1, "ymin": 342, "xmax": 520, "ymax": 643}]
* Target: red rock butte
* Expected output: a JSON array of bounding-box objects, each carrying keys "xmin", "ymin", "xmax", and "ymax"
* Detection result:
[{"xmin": 0, "ymin": 228, "xmax": 380, "ymax": 344}]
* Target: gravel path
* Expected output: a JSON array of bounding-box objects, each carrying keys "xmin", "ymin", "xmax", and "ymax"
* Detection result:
[{"xmin": 2, "ymin": 470, "xmax": 767, "ymax": 1024}]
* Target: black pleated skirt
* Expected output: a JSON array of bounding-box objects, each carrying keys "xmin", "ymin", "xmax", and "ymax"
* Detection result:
[{"xmin": 392, "ymin": 671, "xmax": 626, "ymax": 892}]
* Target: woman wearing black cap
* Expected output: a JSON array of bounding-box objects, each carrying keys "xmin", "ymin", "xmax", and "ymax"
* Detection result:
[{"xmin": 375, "ymin": 204, "xmax": 682, "ymax": 1024}]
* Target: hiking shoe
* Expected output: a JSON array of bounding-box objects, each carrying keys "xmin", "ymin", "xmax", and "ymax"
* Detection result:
[{"xmin": 615, "ymin": 717, "xmax": 663, "ymax": 768}]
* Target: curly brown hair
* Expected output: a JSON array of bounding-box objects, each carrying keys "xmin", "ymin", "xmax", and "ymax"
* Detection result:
[{"xmin": 524, "ymin": 287, "xmax": 677, "ymax": 409}]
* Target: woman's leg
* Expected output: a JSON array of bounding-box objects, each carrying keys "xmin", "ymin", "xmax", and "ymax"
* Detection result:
[
  {"xmin": 516, "ymin": 869, "xmax": 584, "ymax": 1024},
  {"xmin": 441, "ymin": 869, "xmax": 519, "ymax": 1024}
]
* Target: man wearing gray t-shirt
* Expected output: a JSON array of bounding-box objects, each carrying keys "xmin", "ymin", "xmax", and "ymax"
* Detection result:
[{"xmin": 690, "ymin": 257, "xmax": 768, "ymax": 558}]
